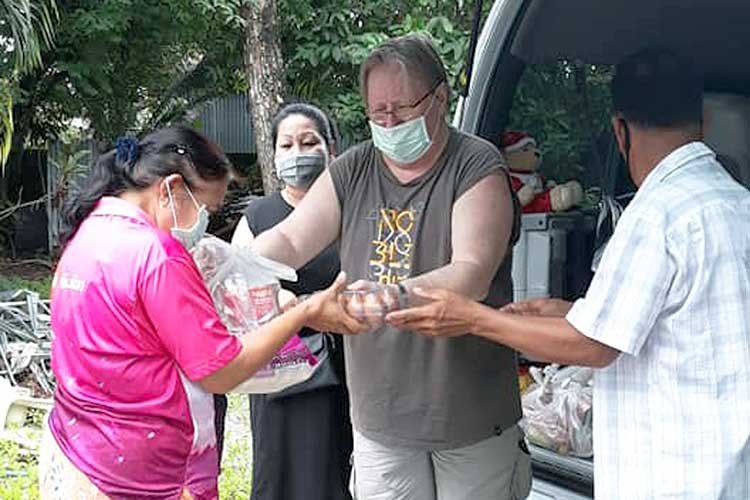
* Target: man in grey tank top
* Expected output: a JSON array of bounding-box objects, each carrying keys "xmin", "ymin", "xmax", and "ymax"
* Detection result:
[{"xmin": 253, "ymin": 34, "xmax": 531, "ymax": 500}]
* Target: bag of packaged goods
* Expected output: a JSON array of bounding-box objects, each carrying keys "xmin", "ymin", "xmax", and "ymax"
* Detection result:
[
  {"xmin": 520, "ymin": 364, "xmax": 593, "ymax": 458},
  {"xmin": 191, "ymin": 235, "xmax": 319, "ymax": 393}
]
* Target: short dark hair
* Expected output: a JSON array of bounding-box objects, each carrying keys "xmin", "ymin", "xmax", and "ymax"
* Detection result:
[
  {"xmin": 611, "ymin": 47, "xmax": 703, "ymax": 128},
  {"xmin": 272, "ymin": 102, "xmax": 337, "ymax": 154}
]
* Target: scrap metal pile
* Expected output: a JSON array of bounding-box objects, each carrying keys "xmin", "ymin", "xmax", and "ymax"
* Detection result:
[{"xmin": 0, "ymin": 290, "xmax": 54, "ymax": 398}]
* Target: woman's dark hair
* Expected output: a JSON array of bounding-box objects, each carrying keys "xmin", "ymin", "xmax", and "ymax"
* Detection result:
[
  {"xmin": 60, "ymin": 125, "xmax": 232, "ymax": 246},
  {"xmin": 271, "ymin": 102, "xmax": 338, "ymax": 153}
]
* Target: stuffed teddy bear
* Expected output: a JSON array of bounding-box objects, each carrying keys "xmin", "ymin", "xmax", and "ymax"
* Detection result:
[{"xmin": 500, "ymin": 131, "xmax": 583, "ymax": 213}]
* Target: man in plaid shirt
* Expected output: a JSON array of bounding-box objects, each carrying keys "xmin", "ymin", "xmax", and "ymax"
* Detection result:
[{"xmin": 388, "ymin": 47, "xmax": 750, "ymax": 499}]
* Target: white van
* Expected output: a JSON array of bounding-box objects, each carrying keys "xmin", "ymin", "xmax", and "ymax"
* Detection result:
[{"xmin": 455, "ymin": 1, "xmax": 750, "ymax": 498}]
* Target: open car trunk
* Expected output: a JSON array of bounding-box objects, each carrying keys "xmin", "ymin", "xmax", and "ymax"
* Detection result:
[{"xmin": 458, "ymin": 0, "xmax": 750, "ymax": 497}]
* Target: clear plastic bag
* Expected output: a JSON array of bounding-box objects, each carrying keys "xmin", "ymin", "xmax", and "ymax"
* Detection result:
[
  {"xmin": 191, "ymin": 236, "xmax": 319, "ymax": 394},
  {"xmin": 520, "ymin": 364, "xmax": 593, "ymax": 457}
]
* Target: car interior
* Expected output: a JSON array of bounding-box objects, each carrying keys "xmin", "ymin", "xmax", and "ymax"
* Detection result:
[{"xmin": 460, "ymin": 1, "xmax": 750, "ymax": 497}]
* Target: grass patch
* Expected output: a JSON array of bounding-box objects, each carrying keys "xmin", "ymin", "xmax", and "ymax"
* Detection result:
[
  {"xmin": 219, "ymin": 437, "xmax": 253, "ymax": 498},
  {"xmin": 219, "ymin": 394, "xmax": 253, "ymax": 498},
  {"xmin": 0, "ymin": 441, "xmax": 40, "ymax": 500},
  {"xmin": 1, "ymin": 400, "xmax": 252, "ymax": 499},
  {"xmin": 0, "ymin": 276, "xmax": 52, "ymax": 299}
]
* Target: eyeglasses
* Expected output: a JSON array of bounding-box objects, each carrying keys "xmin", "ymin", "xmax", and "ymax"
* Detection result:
[{"xmin": 367, "ymin": 80, "xmax": 443, "ymax": 124}]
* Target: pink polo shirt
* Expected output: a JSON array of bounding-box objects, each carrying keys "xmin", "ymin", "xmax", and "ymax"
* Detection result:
[{"xmin": 49, "ymin": 196, "xmax": 242, "ymax": 500}]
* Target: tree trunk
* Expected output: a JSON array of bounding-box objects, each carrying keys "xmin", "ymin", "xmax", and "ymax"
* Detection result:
[{"xmin": 241, "ymin": 0, "xmax": 286, "ymax": 195}]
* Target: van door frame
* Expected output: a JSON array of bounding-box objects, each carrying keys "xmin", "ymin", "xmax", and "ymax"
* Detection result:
[{"xmin": 456, "ymin": 0, "xmax": 528, "ymax": 141}]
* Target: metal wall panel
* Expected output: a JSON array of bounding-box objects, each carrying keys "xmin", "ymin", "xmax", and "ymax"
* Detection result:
[{"xmin": 196, "ymin": 94, "xmax": 255, "ymax": 155}]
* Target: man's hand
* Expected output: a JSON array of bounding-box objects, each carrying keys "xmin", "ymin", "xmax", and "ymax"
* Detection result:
[
  {"xmin": 500, "ymin": 298, "xmax": 573, "ymax": 318},
  {"xmin": 385, "ymin": 288, "xmax": 477, "ymax": 337},
  {"xmin": 339, "ymin": 280, "xmax": 402, "ymax": 330},
  {"xmin": 302, "ymin": 273, "xmax": 370, "ymax": 335}
]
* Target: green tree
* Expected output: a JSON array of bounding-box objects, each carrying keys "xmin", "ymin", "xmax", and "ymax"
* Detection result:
[
  {"xmin": 0, "ymin": 0, "xmax": 58, "ymax": 166},
  {"xmin": 281, "ymin": 0, "xmax": 480, "ymax": 146},
  {"xmin": 1, "ymin": 0, "xmax": 245, "ymax": 249},
  {"xmin": 508, "ymin": 62, "xmax": 614, "ymax": 183},
  {"xmin": 5, "ymin": 0, "xmax": 243, "ymax": 160},
  {"xmin": 54, "ymin": 0, "xmax": 241, "ymax": 147},
  {"xmin": 203, "ymin": 0, "xmax": 482, "ymax": 194}
]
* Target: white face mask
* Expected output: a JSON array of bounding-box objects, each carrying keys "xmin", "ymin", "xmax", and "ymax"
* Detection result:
[
  {"xmin": 165, "ymin": 180, "xmax": 209, "ymax": 250},
  {"xmin": 369, "ymin": 93, "xmax": 437, "ymax": 164}
]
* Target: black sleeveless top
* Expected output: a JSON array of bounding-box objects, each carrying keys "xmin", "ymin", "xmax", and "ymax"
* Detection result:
[{"xmin": 244, "ymin": 191, "xmax": 340, "ymax": 337}]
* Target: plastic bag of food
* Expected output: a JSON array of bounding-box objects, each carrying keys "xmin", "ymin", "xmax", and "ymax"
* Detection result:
[
  {"xmin": 191, "ymin": 235, "xmax": 319, "ymax": 394},
  {"xmin": 520, "ymin": 364, "xmax": 593, "ymax": 458}
]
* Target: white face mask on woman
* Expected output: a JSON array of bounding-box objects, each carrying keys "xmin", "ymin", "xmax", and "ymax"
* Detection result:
[{"xmin": 165, "ymin": 179, "xmax": 209, "ymax": 250}]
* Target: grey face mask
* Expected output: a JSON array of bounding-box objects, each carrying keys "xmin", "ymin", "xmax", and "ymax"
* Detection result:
[{"xmin": 275, "ymin": 152, "xmax": 327, "ymax": 188}]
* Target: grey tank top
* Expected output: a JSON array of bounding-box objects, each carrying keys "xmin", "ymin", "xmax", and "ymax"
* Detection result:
[{"xmin": 329, "ymin": 128, "xmax": 522, "ymax": 449}]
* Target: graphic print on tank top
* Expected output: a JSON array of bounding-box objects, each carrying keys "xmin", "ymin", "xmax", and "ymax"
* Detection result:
[{"xmin": 366, "ymin": 201, "xmax": 425, "ymax": 285}]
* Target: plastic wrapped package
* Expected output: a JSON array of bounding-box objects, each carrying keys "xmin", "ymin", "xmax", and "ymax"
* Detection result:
[
  {"xmin": 520, "ymin": 364, "xmax": 593, "ymax": 458},
  {"xmin": 341, "ymin": 289, "xmax": 388, "ymax": 320},
  {"xmin": 518, "ymin": 365, "xmax": 534, "ymax": 395},
  {"xmin": 191, "ymin": 236, "xmax": 319, "ymax": 394},
  {"xmin": 340, "ymin": 285, "xmax": 402, "ymax": 324}
]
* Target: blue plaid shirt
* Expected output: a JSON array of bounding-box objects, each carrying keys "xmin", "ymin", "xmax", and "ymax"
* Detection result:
[{"xmin": 567, "ymin": 142, "xmax": 750, "ymax": 499}]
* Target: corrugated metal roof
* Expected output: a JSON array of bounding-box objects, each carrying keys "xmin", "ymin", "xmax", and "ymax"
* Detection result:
[{"xmin": 196, "ymin": 94, "xmax": 255, "ymax": 155}]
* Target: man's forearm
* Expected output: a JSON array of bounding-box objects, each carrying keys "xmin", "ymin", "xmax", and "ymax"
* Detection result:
[
  {"xmin": 252, "ymin": 227, "xmax": 307, "ymax": 270},
  {"xmin": 403, "ymin": 261, "xmax": 493, "ymax": 302},
  {"xmin": 468, "ymin": 302, "xmax": 619, "ymax": 367}
]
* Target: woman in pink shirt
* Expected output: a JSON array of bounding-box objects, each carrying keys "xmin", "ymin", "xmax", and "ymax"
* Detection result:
[{"xmin": 40, "ymin": 126, "xmax": 362, "ymax": 500}]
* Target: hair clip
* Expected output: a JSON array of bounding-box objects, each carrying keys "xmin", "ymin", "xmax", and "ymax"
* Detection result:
[{"xmin": 115, "ymin": 137, "xmax": 139, "ymax": 166}]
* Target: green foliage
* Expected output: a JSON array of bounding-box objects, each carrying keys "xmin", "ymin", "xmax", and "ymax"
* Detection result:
[
  {"xmin": 508, "ymin": 62, "xmax": 614, "ymax": 182},
  {"xmin": 0, "ymin": 0, "xmax": 58, "ymax": 72},
  {"xmin": 278, "ymin": 0, "xmax": 480, "ymax": 145},
  {"xmin": 195, "ymin": 0, "xmax": 246, "ymax": 30},
  {"xmin": 7, "ymin": 0, "xmax": 244, "ymax": 153},
  {"xmin": 24, "ymin": 408, "xmax": 46, "ymax": 429},
  {"xmin": 4, "ymin": 0, "xmax": 614, "ymax": 198},
  {"xmin": 0, "ymin": 86, "xmax": 12, "ymax": 165},
  {"xmin": 0, "ymin": 275, "xmax": 52, "ymax": 298},
  {"xmin": 189, "ymin": 0, "xmax": 482, "ymax": 152},
  {"xmin": 51, "ymin": 0, "xmax": 242, "ymax": 140},
  {"xmin": 5, "ymin": 0, "xmax": 487, "ymax": 166},
  {"xmin": 219, "ymin": 438, "xmax": 253, "ymax": 498},
  {"xmin": 0, "ymin": 409, "xmax": 44, "ymax": 499},
  {"xmin": 0, "ymin": 440, "xmax": 40, "ymax": 500},
  {"xmin": 0, "ymin": 0, "xmax": 58, "ymax": 167}
]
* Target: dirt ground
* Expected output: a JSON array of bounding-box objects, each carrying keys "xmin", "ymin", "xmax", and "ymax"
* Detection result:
[{"xmin": 0, "ymin": 257, "xmax": 54, "ymax": 281}]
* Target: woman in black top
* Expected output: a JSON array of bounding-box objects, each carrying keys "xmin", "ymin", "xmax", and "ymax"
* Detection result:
[{"xmin": 231, "ymin": 103, "xmax": 352, "ymax": 500}]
